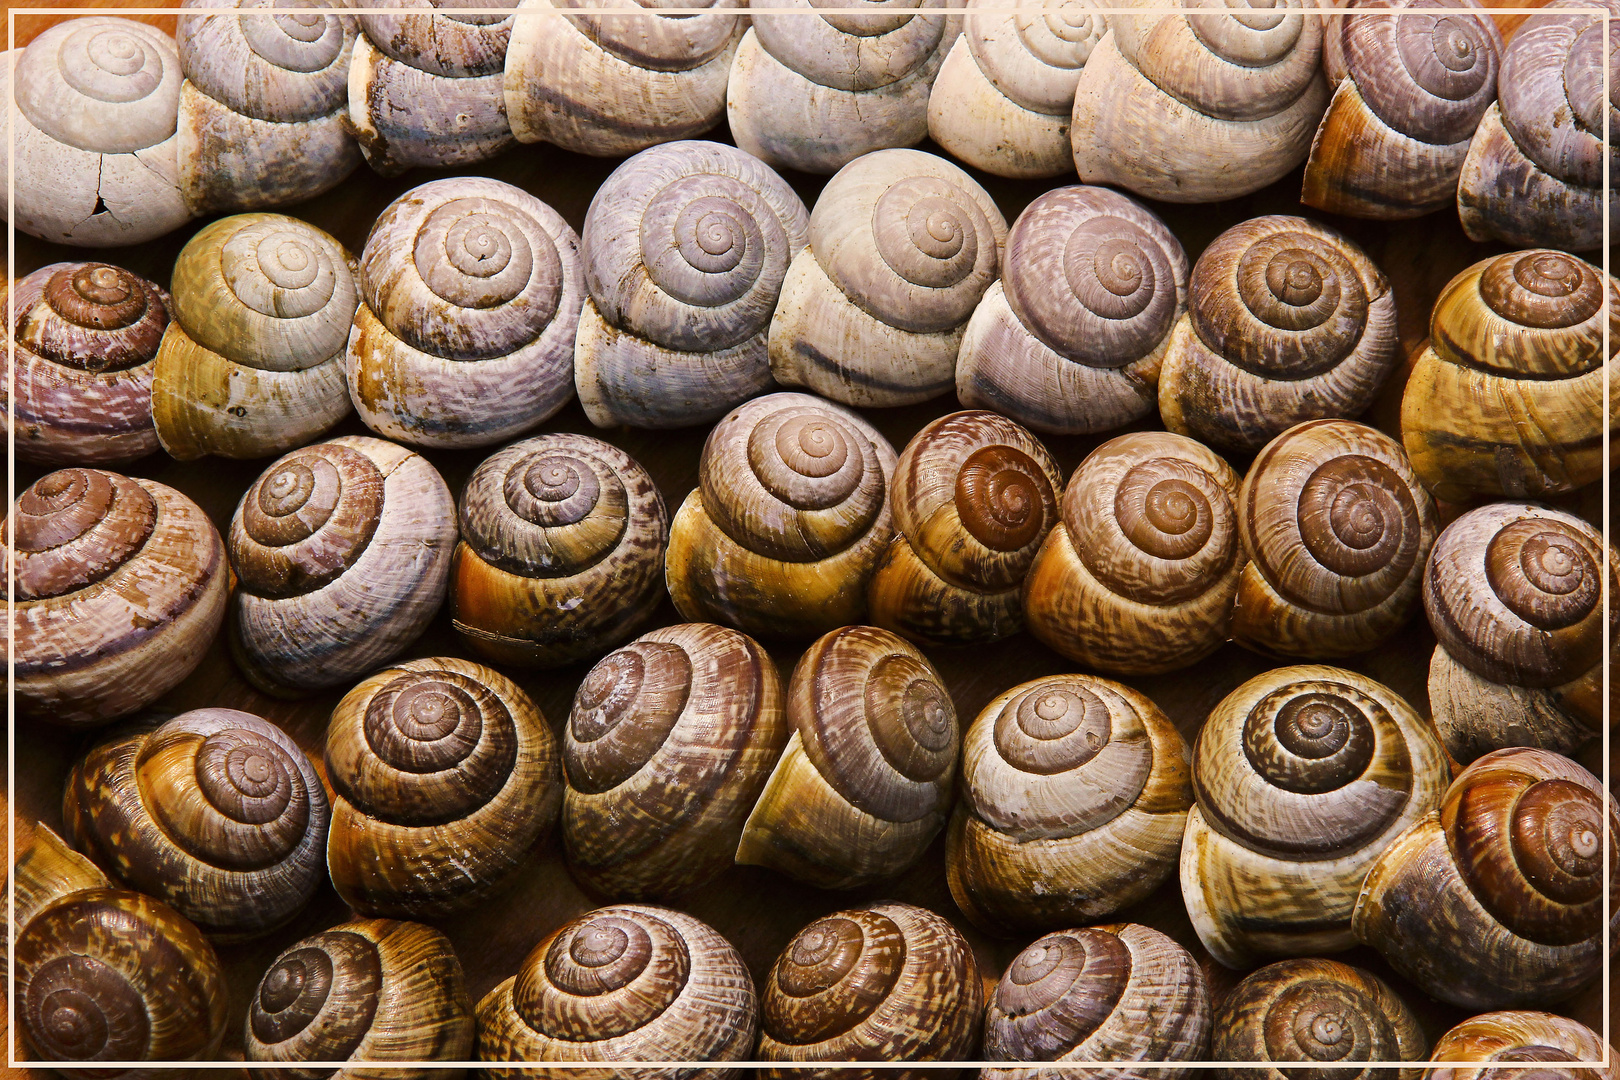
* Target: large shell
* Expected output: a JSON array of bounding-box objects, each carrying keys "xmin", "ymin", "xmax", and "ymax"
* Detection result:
[
  {"xmin": 575, "ymin": 140, "xmax": 810, "ymax": 429},
  {"xmin": 11, "ymin": 819, "xmax": 110, "ymax": 936},
  {"xmin": 1426, "ymin": 1011, "xmax": 1618, "ymax": 1080},
  {"xmin": 5, "ymin": 469, "xmax": 227, "ymax": 728},
  {"xmin": 228, "ymin": 436, "xmax": 457, "ymax": 696},
  {"xmin": 325, "ymin": 658, "xmax": 562, "ymax": 918},
  {"xmin": 347, "ymin": 177, "xmax": 585, "ymax": 448},
  {"xmin": 1023, "ymin": 431, "xmax": 1243, "ymax": 675},
  {"xmin": 1181, "ymin": 665, "xmax": 1449, "ymax": 969},
  {"xmin": 946, "ymin": 675, "xmax": 1192, "ymax": 935},
  {"xmin": 1158, "ymin": 215, "xmax": 1401, "ymax": 455},
  {"xmin": 957, "ymin": 185, "xmax": 1187, "ymax": 435}
]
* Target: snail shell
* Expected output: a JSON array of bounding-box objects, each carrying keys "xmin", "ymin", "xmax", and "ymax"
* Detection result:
[
  {"xmin": 758, "ymin": 901, "xmax": 982, "ymax": 1076},
  {"xmin": 1022, "ymin": 431, "xmax": 1243, "ymax": 675},
  {"xmin": 956, "ymin": 185, "xmax": 1188, "ymax": 435},
  {"xmin": 1071, "ymin": 4, "xmax": 1330, "ymax": 203},
  {"xmin": 505, "ymin": 0, "xmax": 743, "ymax": 157},
  {"xmin": 326, "ymin": 657, "xmax": 563, "ymax": 919},
  {"xmin": 1426, "ymin": 1011, "xmax": 1618, "ymax": 1080},
  {"xmin": 928, "ymin": 0, "xmax": 1108, "ymax": 179},
  {"xmin": 451, "ymin": 433, "xmax": 669, "ymax": 668},
  {"xmin": 982, "ymin": 923, "xmax": 1211, "ymax": 1080},
  {"xmin": 770, "ymin": 148, "xmax": 1009, "ymax": 408},
  {"xmin": 946, "ymin": 674, "xmax": 1192, "ymax": 935},
  {"xmin": 736, "ymin": 625, "xmax": 957, "ymax": 890},
  {"xmin": 0, "ymin": 17, "xmax": 192, "ymax": 246},
  {"xmin": 867, "ymin": 410, "xmax": 1063, "ymax": 645},
  {"xmin": 63, "ymin": 708, "xmax": 330, "ymax": 941},
  {"xmin": 245, "ymin": 918, "xmax": 476, "ymax": 1078},
  {"xmin": 476, "ymin": 904, "xmax": 757, "ymax": 1078},
  {"xmin": 228, "ymin": 436, "xmax": 457, "ymax": 696},
  {"xmin": 4, "ymin": 262, "xmax": 171, "ymax": 466},
  {"xmin": 1303, "ymin": 0, "xmax": 1503, "ymax": 219},
  {"xmin": 175, "ymin": 0, "xmax": 360, "ymax": 214},
  {"xmin": 6, "ymin": 468, "xmax": 227, "ymax": 728},
  {"xmin": 15, "ymin": 888, "xmax": 228, "ymax": 1078},
  {"xmin": 728, "ymin": 0, "xmax": 957, "ymax": 175},
  {"xmin": 576, "ymin": 140, "xmax": 810, "ymax": 430},
  {"xmin": 348, "ymin": 0, "xmax": 515, "ymax": 174},
  {"xmin": 564, "ymin": 623, "xmax": 789, "ymax": 901},
  {"xmin": 666, "ymin": 392, "xmax": 899, "ymax": 639},
  {"xmin": 1353, "ymin": 747, "xmax": 1619, "ymax": 1009},
  {"xmin": 1232, "ymin": 420, "xmax": 1439, "ymax": 659},
  {"xmin": 1211, "ymin": 958, "xmax": 1427, "ymax": 1080},
  {"xmin": 1401, "ymin": 250, "xmax": 1618, "ymax": 502},
  {"xmin": 152, "ymin": 213, "xmax": 359, "ymax": 461},
  {"xmin": 1458, "ymin": 2, "xmax": 1619, "ymax": 252},
  {"xmin": 347, "ymin": 177, "xmax": 585, "ymax": 448},
  {"xmin": 1158, "ymin": 215, "xmax": 1401, "ymax": 455},
  {"xmin": 11, "ymin": 820, "xmax": 111, "ymax": 939},
  {"xmin": 1181, "ymin": 664, "xmax": 1449, "ymax": 969}
]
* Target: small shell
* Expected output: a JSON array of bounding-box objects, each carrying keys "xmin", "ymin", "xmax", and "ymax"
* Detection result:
[{"xmin": 1426, "ymin": 1011, "xmax": 1618, "ymax": 1080}]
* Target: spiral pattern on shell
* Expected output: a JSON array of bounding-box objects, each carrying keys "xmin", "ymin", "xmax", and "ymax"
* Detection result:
[
  {"xmin": 1430, "ymin": 249, "xmax": 1612, "ymax": 377},
  {"xmin": 1335, "ymin": 0, "xmax": 1501, "ymax": 145},
  {"xmin": 13, "ymin": 262, "xmax": 170, "ymax": 373},
  {"xmin": 10, "ymin": 468, "xmax": 157, "ymax": 601},
  {"xmin": 14, "ymin": 18, "xmax": 182, "ymax": 154},
  {"xmin": 355, "ymin": 0, "xmax": 512, "ymax": 77},
  {"xmin": 1500, "ymin": 4, "xmax": 1617, "ymax": 192},
  {"xmin": 1120, "ymin": 4, "xmax": 1323, "ymax": 122},
  {"xmin": 970, "ymin": 0, "xmax": 1108, "ymax": 113},
  {"xmin": 1429, "ymin": 1011, "xmax": 1616, "ymax": 1080},
  {"xmin": 752, "ymin": 0, "xmax": 950, "ymax": 92},
  {"xmin": 177, "ymin": 0, "xmax": 354, "ymax": 121},
  {"xmin": 250, "ymin": 931, "xmax": 384, "ymax": 1061}
]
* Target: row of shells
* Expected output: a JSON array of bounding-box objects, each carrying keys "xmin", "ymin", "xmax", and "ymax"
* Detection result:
[{"xmin": 2, "ymin": 0, "xmax": 1610, "ymax": 252}]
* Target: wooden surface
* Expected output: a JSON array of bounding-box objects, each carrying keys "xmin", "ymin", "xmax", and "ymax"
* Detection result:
[{"xmin": 6, "ymin": 1, "xmax": 1615, "ymax": 1074}]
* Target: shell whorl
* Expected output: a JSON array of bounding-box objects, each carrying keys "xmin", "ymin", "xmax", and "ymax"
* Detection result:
[
  {"xmin": 249, "ymin": 930, "xmax": 382, "ymax": 1061},
  {"xmin": 13, "ymin": 262, "xmax": 170, "ymax": 372},
  {"xmin": 355, "ymin": 0, "xmax": 512, "ymax": 76},
  {"xmin": 967, "ymin": 0, "xmax": 1108, "ymax": 114},
  {"xmin": 9, "ymin": 468, "xmax": 157, "ymax": 601},
  {"xmin": 752, "ymin": 0, "xmax": 951, "ymax": 91},
  {"xmin": 177, "ymin": 0, "xmax": 354, "ymax": 121},
  {"xmin": 1430, "ymin": 250, "xmax": 1615, "ymax": 377},
  {"xmin": 14, "ymin": 18, "xmax": 181, "ymax": 154},
  {"xmin": 1498, "ymin": 4, "xmax": 1618, "ymax": 190},
  {"xmin": 558, "ymin": 0, "xmax": 744, "ymax": 72}
]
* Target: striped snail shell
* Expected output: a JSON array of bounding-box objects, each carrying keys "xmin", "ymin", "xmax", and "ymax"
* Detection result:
[
  {"xmin": 1023, "ymin": 431, "xmax": 1243, "ymax": 675},
  {"xmin": 348, "ymin": 177, "xmax": 585, "ymax": 448},
  {"xmin": 245, "ymin": 919, "xmax": 475, "ymax": 1078},
  {"xmin": 1458, "ymin": 1, "xmax": 1619, "ymax": 252},
  {"xmin": 928, "ymin": 0, "xmax": 1109, "ymax": 178},
  {"xmin": 1427, "ymin": 1011, "xmax": 1618, "ymax": 1080},
  {"xmin": 770, "ymin": 148, "xmax": 1009, "ymax": 408},
  {"xmin": 1212, "ymin": 958, "xmax": 1427, "ymax": 1080},
  {"xmin": 1401, "ymin": 250, "xmax": 1618, "ymax": 502},
  {"xmin": 6, "ymin": 468, "xmax": 227, "ymax": 728},
  {"xmin": 737, "ymin": 626, "xmax": 957, "ymax": 890},
  {"xmin": 11, "ymin": 819, "xmax": 111, "ymax": 938},
  {"xmin": 228, "ymin": 436, "xmax": 457, "ymax": 696},
  {"xmin": 0, "ymin": 17, "xmax": 192, "ymax": 246},
  {"xmin": 957, "ymin": 184, "xmax": 1187, "ymax": 435},
  {"xmin": 665, "ymin": 392, "xmax": 899, "ymax": 639},
  {"xmin": 451, "ymin": 433, "xmax": 669, "ymax": 668},
  {"xmin": 728, "ymin": 0, "xmax": 957, "ymax": 175},
  {"xmin": 4, "ymin": 262, "xmax": 171, "ymax": 466},
  {"xmin": 152, "ymin": 213, "xmax": 359, "ymax": 461},
  {"xmin": 1303, "ymin": 0, "xmax": 1503, "ymax": 219},
  {"xmin": 1424, "ymin": 502, "xmax": 1612, "ymax": 766},
  {"xmin": 1233, "ymin": 420, "xmax": 1439, "ymax": 659},
  {"xmin": 868, "ymin": 410, "xmax": 1063, "ymax": 645},
  {"xmin": 1353, "ymin": 748, "xmax": 1619, "ymax": 1009},
  {"xmin": 1181, "ymin": 665, "xmax": 1449, "ymax": 969},
  {"xmin": 946, "ymin": 675, "xmax": 1192, "ymax": 935},
  {"xmin": 982, "ymin": 924, "xmax": 1211, "ymax": 1079},
  {"xmin": 63, "ymin": 708, "xmax": 330, "ymax": 941},
  {"xmin": 564, "ymin": 623, "xmax": 788, "ymax": 901},
  {"xmin": 576, "ymin": 140, "xmax": 810, "ymax": 429},
  {"xmin": 1158, "ymin": 215, "xmax": 1401, "ymax": 455},
  {"xmin": 326, "ymin": 657, "xmax": 563, "ymax": 919},
  {"xmin": 348, "ymin": 0, "xmax": 515, "ymax": 174},
  {"xmin": 175, "ymin": 0, "xmax": 360, "ymax": 214},
  {"xmin": 476, "ymin": 904, "xmax": 757, "ymax": 1076}
]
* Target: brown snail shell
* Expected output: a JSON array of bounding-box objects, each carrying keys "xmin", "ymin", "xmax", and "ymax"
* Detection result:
[
  {"xmin": 1022, "ymin": 431, "xmax": 1243, "ymax": 675},
  {"xmin": 245, "ymin": 918, "xmax": 476, "ymax": 1078},
  {"xmin": 564, "ymin": 623, "xmax": 789, "ymax": 901},
  {"xmin": 1425, "ymin": 1011, "xmax": 1618, "ymax": 1080},
  {"xmin": 867, "ymin": 410, "xmax": 1063, "ymax": 645},
  {"xmin": 1401, "ymin": 249, "xmax": 1618, "ymax": 502},
  {"xmin": 1232, "ymin": 419, "xmax": 1439, "ymax": 659},
  {"xmin": 228, "ymin": 436, "xmax": 457, "ymax": 697},
  {"xmin": 326, "ymin": 657, "xmax": 563, "ymax": 919},
  {"xmin": 63, "ymin": 707, "xmax": 330, "ymax": 941},
  {"xmin": 10, "ymin": 819, "xmax": 111, "ymax": 940},
  {"xmin": 4, "ymin": 261, "xmax": 171, "ymax": 466},
  {"xmin": 947, "ymin": 675, "xmax": 1192, "ymax": 935},
  {"xmin": 476, "ymin": 903, "xmax": 757, "ymax": 1078},
  {"xmin": 981, "ymin": 923, "xmax": 1211, "ymax": 1079},
  {"xmin": 6, "ymin": 468, "xmax": 227, "ymax": 728},
  {"xmin": 451, "ymin": 433, "xmax": 668, "ymax": 668},
  {"xmin": 1353, "ymin": 747, "xmax": 1619, "ymax": 1009},
  {"xmin": 1181, "ymin": 664, "xmax": 1449, "ymax": 969}
]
